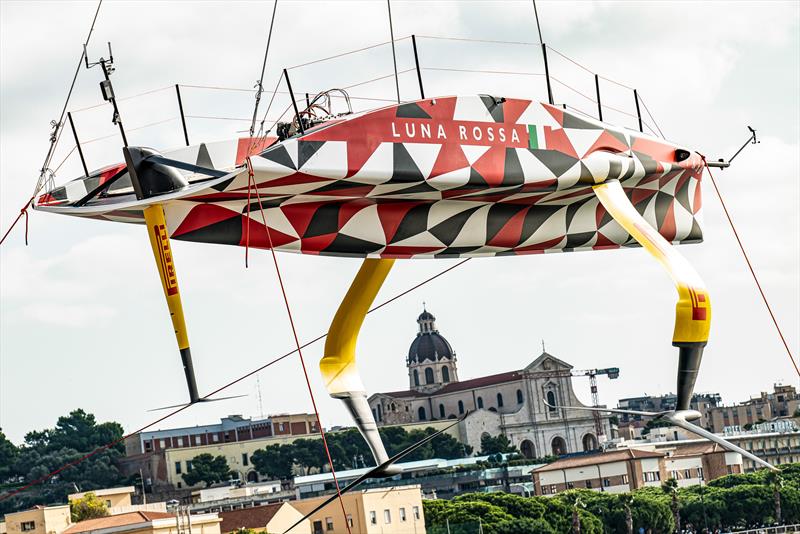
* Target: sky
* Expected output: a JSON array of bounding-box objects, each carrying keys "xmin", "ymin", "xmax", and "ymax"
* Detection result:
[{"xmin": 1, "ymin": 1, "xmax": 798, "ymax": 446}]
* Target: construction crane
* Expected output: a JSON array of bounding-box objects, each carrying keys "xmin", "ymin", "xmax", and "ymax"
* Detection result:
[{"xmin": 571, "ymin": 367, "xmax": 620, "ymax": 440}]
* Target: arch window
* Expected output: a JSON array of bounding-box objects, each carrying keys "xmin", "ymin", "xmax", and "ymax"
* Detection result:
[
  {"xmin": 425, "ymin": 367, "xmax": 434, "ymax": 384},
  {"xmin": 246, "ymin": 470, "xmax": 259, "ymax": 483},
  {"xmin": 439, "ymin": 404, "xmax": 445, "ymax": 418},
  {"xmin": 413, "ymin": 369, "xmax": 419, "ymax": 387},
  {"xmin": 551, "ymin": 436, "xmax": 567, "ymax": 456},
  {"xmin": 391, "ymin": 403, "xmax": 396, "ymax": 412},
  {"xmin": 582, "ymin": 433, "xmax": 598, "ymax": 452},
  {"xmin": 377, "ymin": 404, "xmax": 382, "ymax": 422},
  {"xmin": 477, "ymin": 396, "xmax": 484, "ymax": 409},
  {"xmin": 458, "ymin": 400, "xmax": 464, "ymax": 414},
  {"xmin": 418, "ymin": 406, "xmax": 427, "ymax": 421},
  {"xmin": 497, "ymin": 393, "xmax": 504, "ymax": 408},
  {"xmin": 520, "ymin": 440, "xmax": 535, "ymax": 459},
  {"xmin": 546, "ymin": 391, "xmax": 557, "ymax": 412},
  {"xmin": 516, "ymin": 389, "xmax": 524, "ymax": 404},
  {"xmin": 442, "ymin": 366, "xmax": 450, "ymax": 383}
]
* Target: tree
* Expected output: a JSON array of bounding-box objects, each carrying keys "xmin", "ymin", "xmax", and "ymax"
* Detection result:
[
  {"xmin": 766, "ymin": 469, "xmax": 784, "ymax": 524},
  {"xmin": 662, "ymin": 479, "xmax": 681, "ymax": 533},
  {"xmin": 252, "ymin": 444, "xmax": 294, "ymax": 480},
  {"xmin": 70, "ymin": 492, "xmax": 109, "ymax": 522},
  {"xmin": 479, "ymin": 434, "xmax": 516, "ymax": 455},
  {"xmin": 0, "ymin": 430, "xmax": 18, "ymax": 481},
  {"xmin": 181, "ymin": 454, "xmax": 231, "ymax": 487},
  {"xmin": 619, "ymin": 493, "xmax": 633, "ymax": 534}
]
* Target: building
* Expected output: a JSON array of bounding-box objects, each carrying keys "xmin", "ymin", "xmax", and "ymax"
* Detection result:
[
  {"xmin": 62, "ymin": 512, "xmax": 221, "ymax": 534},
  {"xmin": 616, "ymin": 392, "xmax": 721, "ymax": 433},
  {"xmin": 4, "ymin": 505, "xmax": 71, "ymax": 534},
  {"xmin": 68, "ymin": 487, "xmax": 136, "ymax": 513},
  {"xmin": 292, "ymin": 486, "xmax": 425, "ymax": 534},
  {"xmin": 218, "ymin": 503, "xmax": 309, "ymax": 534},
  {"xmin": 368, "ymin": 308, "xmax": 612, "ymax": 458},
  {"xmin": 707, "ymin": 384, "xmax": 800, "ymax": 433},
  {"xmin": 120, "ymin": 414, "xmax": 319, "ymax": 491},
  {"xmin": 125, "ymin": 415, "xmax": 318, "ymax": 457},
  {"xmin": 532, "ymin": 443, "xmax": 743, "ymax": 496}
]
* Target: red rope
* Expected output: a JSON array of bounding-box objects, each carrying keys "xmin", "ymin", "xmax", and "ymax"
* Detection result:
[
  {"xmin": 705, "ymin": 161, "xmax": 800, "ymax": 378},
  {"xmin": 245, "ymin": 167, "xmax": 253, "ymax": 268},
  {"xmin": 245, "ymin": 158, "xmax": 353, "ymax": 533},
  {"xmin": 0, "ymin": 197, "xmax": 33, "ymax": 247}
]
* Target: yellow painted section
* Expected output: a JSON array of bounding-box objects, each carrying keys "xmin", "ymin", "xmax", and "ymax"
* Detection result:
[
  {"xmin": 321, "ymin": 258, "xmax": 395, "ymax": 395},
  {"xmin": 143, "ymin": 204, "xmax": 190, "ymax": 350},
  {"xmin": 593, "ymin": 181, "xmax": 711, "ymax": 344}
]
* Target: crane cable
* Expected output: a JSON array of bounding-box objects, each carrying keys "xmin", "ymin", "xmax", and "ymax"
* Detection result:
[{"xmin": 705, "ymin": 161, "xmax": 800, "ymax": 378}]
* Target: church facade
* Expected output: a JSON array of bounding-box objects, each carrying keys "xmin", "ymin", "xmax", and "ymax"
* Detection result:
[{"xmin": 368, "ymin": 309, "xmax": 613, "ymax": 459}]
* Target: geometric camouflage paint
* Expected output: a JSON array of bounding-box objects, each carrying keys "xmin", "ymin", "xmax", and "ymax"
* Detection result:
[{"xmin": 35, "ymin": 96, "xmax": 705, "ymax": 260}]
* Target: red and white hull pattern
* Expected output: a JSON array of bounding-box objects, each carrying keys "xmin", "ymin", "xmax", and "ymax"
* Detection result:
[{"xmin": 35, "ymin": 95, "xmax": 705, "ymax": 259}]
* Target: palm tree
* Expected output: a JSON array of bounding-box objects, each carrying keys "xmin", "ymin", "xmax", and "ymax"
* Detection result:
[
  {"xmin": 765, "ymin": 469, "xmax": 784, "ymax": 524},
  {"xmin": 662, "ymin": 478, "xmax": 680, "ymax": 533},
  {"xmin": 619, "ymin": 493, "xmax": 634, "ymax": 534}
]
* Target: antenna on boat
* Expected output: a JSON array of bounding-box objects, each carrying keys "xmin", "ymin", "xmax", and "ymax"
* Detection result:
[
  {"xmin": 386, "ymin": 0, "xmax": 401, "ymax": 104},
  {"xmin": 250, "ymin": 0, "xmax": 279, "ymax": 138},
  {"xmin": 84, "ymin": 41, "xmax": 128, "ymax": 147}
]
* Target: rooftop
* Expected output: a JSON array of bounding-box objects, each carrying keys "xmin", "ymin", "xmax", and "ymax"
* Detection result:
[
  {"xmin": 69, "ymin": 486, "xmax": 135, "ymax": 501},
  {"xmin": 63, "ymin": 512, "xmax": 175, "ymax": 534},
  {"xmin": 534, "ymin": 448, "xmax": 664, "ymax": 473},
  {"xmin": 382, "ymin": 370, "xmax": 523, "ymax": 398},
  {"xmin": 218, "ymin": 503, "xmax": 283, "ymax": 531}
]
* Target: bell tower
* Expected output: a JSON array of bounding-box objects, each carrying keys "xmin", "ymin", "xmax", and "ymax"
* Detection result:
[{"xmin": 407, "ymin": 306, "xmax": 459, "ymax": 393}]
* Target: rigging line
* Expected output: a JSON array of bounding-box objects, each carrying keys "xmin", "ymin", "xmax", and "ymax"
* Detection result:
[
  {"xmin": 341, "ymin": 69, "xmax": 415, "ymax": 91},
  {"xmin": 636, "ymin": 94, "xmax": 665, "ymax": 139},
  {"xmin": 186, "ymin": 115, "xmax": 254, "ymax": 122},
  {"xmin": 387, "ymin": 0, "xmax": 401, "ymax": 104},
  {"xmin": 256, "ymin": 77, "xmax": 285, "ymax": 140},
  {"xmin": 286, "ymin": 36, "xmax": 410, "ymax": 70},
  {"xmin": 70, "ymin": 85, "xmax": 174, "ymax": 113},
  {"xmin": 549, "ymin": 76, "xmax": 597, "ymax": 104},
  {"xmin": 250, "ymin": 0, "xmax": 279, "ymax": 137},
  {"xmin": 596, "ymin": 73, "xmax": 634, "ymax": 91},
  {"xmin": 0, "ymin": 256, "xmax": 471, "ymax": 501},
  {"xmin": 0, "ymin": 197, "xmax": 34, "ymax": 247},
  {"xmin": 704, "ymin": 162, "xmax": 800, "ymax": 378},
  {"xmin": 33, "ymin": 0, "xmax": 103, "ymax": 198},
  {"xmin": 245, "ymin": 158, "xmax": 352, "ymax": 534},
  {"xmin": 423, "ymin": 67, "xmax": 544, "ymax": 77},
  {"xmin": 532, "ymin": 0, "xmax": 544, "ymax": 44},
  {"xmin": 416, "ymin": 35, "xmax": 538, "ymax": 47}
]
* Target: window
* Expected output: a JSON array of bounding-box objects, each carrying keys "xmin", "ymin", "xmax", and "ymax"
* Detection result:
[
  {"xmin": 377, "ymin": 404, "xmax": 383, "ymax": 422},
  {"xmin": 458, "ymin": 400, "xmax": 464, "ymax": 414},
  {"xmin": 194, "ymin": 436, "xmax": 201, "ymax": 445},
  {"xmin": 477, "ymin": 397, "xmax": 484, "ymax": 409},
  {"xmin": 439, "ymin": 404, "xmax": 445, "ymax": 418},
  {"xmin": 242, "ymin": 453, "xmax": 249, "ymax": 466},
  {"xmin": 177, "ymin": 482, "xmax": 182, "ymax": 489},
  {"xmin": 144, "ymin": 441, "xmax": 152, "ymax": 451},
  {"xmin": 212, "ymin": 434, "xmax": 219, "ymax": 442},
  {"xmin": 384, "ymin": 510, "xmax": 391, "ymax": 524},
  {"xmin": 684, "ymin": 469, "xmax": 691, "ymax": 479},
  {"xmin": 644, "ymin": 471, "xmax": 660, "ymax": 482},
  {"xmin": 21, "ymin": 522, "xmax": 35, "ymax": 532},
  {"xmin": 567, "ymin": 482, "xmax": 574, "ymax": 489},
  {"xmin": 175, "ymin": 461, "xmax": 182, "ymax": 474},
  {"xmin": 413, "ymin": 506, "xmax": 420, "ymax": 520},
  {"xmin": 418, "ymin": 406, "xmax": 427, "ymax": 421},
  {"xmin": 325, "ymin": 517, "xmax": 334, "ymax": 531},
  {"xmin": 698, "ymin": 467, "xmax": 704, "ymax": 480},
  {"xmin": 369, "ymin": 511, "xmax": 377, "ymax": 525},
  {"xmin": 224, "ymin": 432, "xmax": 231, "ymax": 442},
  {"xmin": 497, "ymin": 393, "xmax": 504, "ymax": 408},
  {"xmin": 186, "ymin": 461, "xmax": 193, "ymax": 472},
  {"xmin": 313, "ymin": 520, "xmax": 323, "ymax": 534},
  {"xmin": 442, "ymin": 366, "xmax": 450, "ymax": 383},
  {"xmin": 585, "ymin": 480, "xmax": 592, "ymax": 488},
  {"xmin": 547, "ymin": 391, "xmax": 557, "ymax": 412},
  {"xmin": 516, "ymin": 389, "xmax": 524, "ymax": 404},
  {"xmin": 413, "ymin": 369, "xmax": 419, "ymax": 386},
  {"xmin": 550, "ymin": 485, "xmax": 557, "ymax": 495},
  {"xmin": 346, "ymin": 515, "xmax": 353, "ymax": 528},
  {"xmin": 177, "ymin": 437, "xmax": 184, "ymax": 447},
  {"xmin": 105, "ymin": 500, "xmax": 112, "ymax": 508},
  {"xmin": 159, "ymin": 439, "xmax": 166, "ymax": 448},
  {"xmin": 425, "ymin": 367, "xmax": 435, "ymax": 384},
  {"xmin": 603, "ymin": 478, "xmax": 610, "ymax": 487},
  {"xmin": 622, "ymin": 474, "xmax": 629, "ymax": 484},
  {"xmin": 400, "ymin": 507, "xmax": 407, "ymax": 521}
]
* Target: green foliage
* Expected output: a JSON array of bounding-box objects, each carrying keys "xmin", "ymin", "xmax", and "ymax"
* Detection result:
[
  {"xmin": 0, "ymin": 430, "xmax": 18, "ymax": 481},
  {"xmin": 0, "ymin": 410, "xmax": 128, "ymax": 515},
  {"xmin": 181, "ymin": 454, "xmax": 231, "ymax": 488},
  {"xmin": 479, "ymin": 434, "xmax": 516, "ymax": 455},
  {"xmin": 250, "ymin": 426, "xmax": 471, "ymax": 479},
  {"xmin": 70, "ymin": 491, "xmax": 109, "ymax": 522}
]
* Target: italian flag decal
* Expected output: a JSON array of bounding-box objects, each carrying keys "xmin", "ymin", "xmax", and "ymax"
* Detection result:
[{"xmin": 528, "ymin": 125, "xmax": 547, "ymax": 150}]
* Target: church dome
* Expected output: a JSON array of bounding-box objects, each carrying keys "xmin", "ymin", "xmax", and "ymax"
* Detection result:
[{"xmin": 408, "ymin": 307, "xmax": 455, "ymax": 363}]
